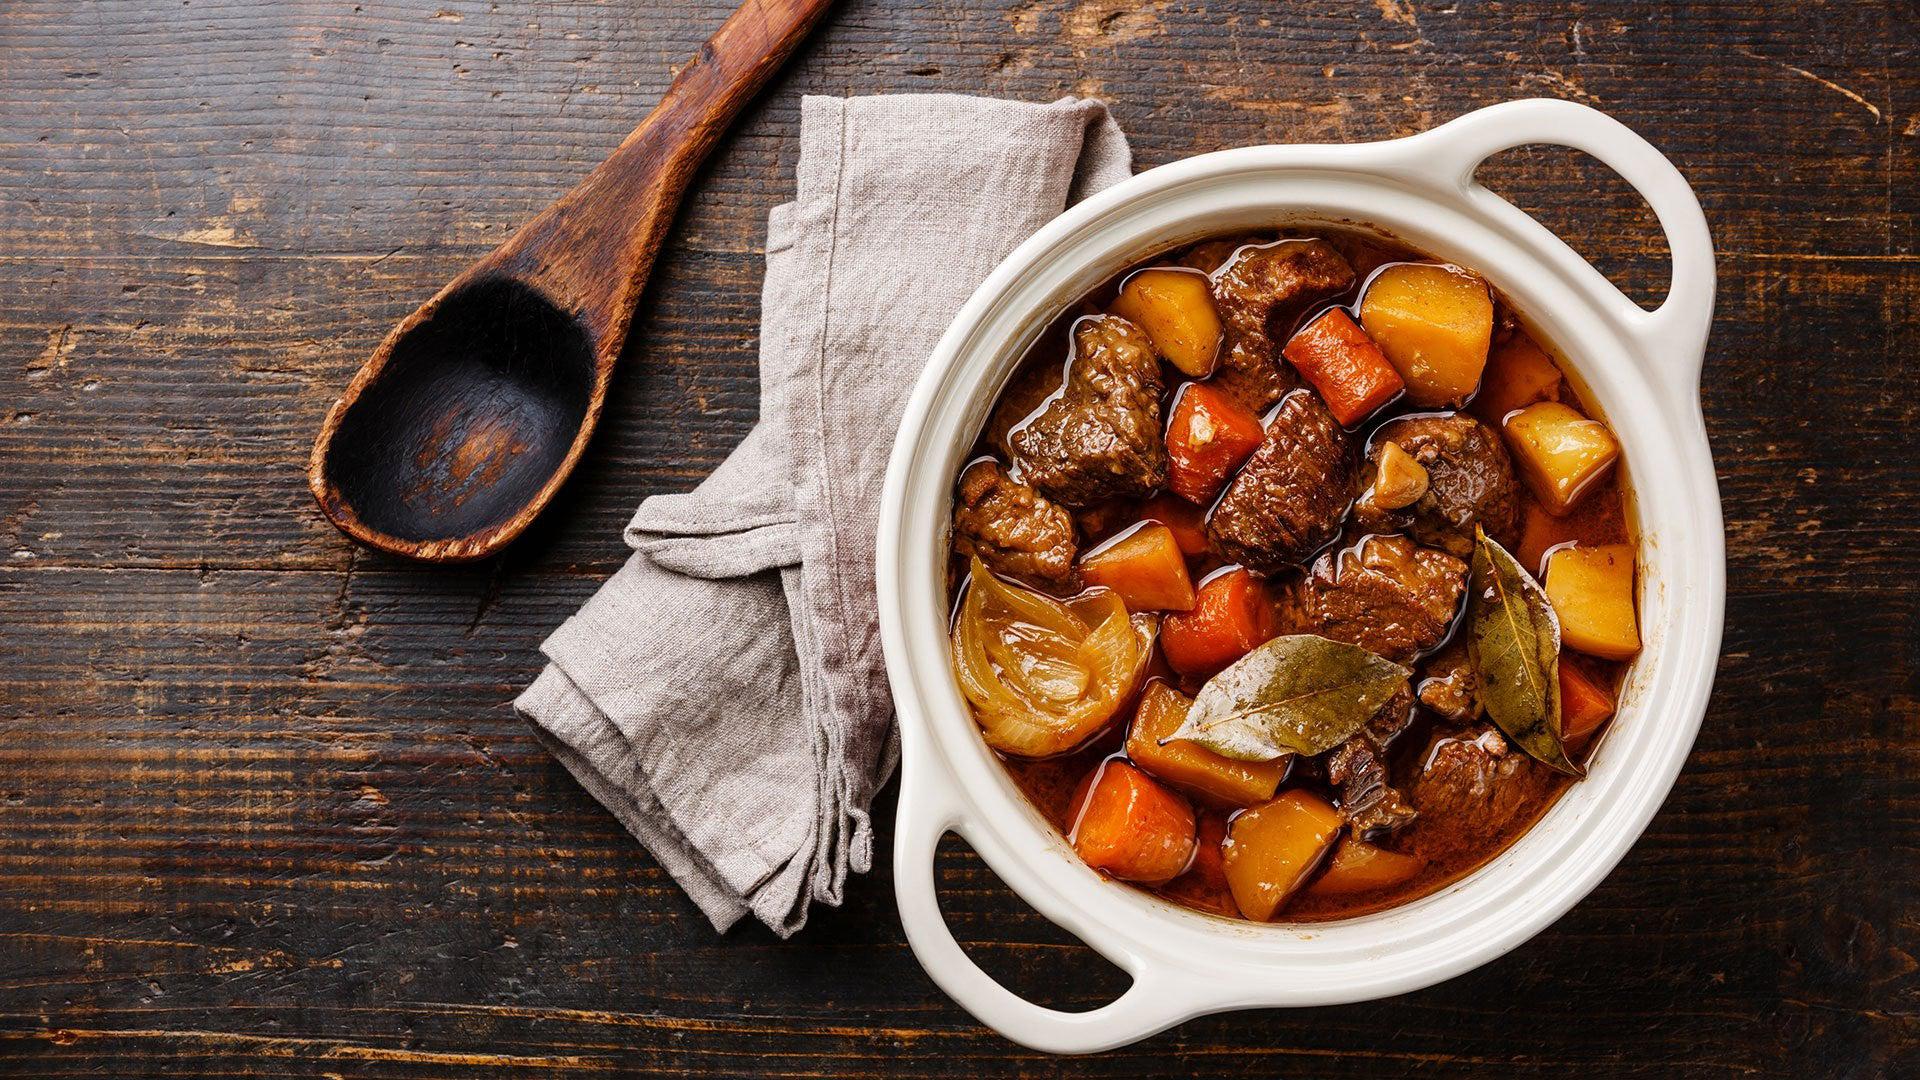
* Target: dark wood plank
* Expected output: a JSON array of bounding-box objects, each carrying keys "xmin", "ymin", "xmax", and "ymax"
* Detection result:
[{"xmin": 1, "ymin": 0, "xmax": 1915, "ymax": 1076}]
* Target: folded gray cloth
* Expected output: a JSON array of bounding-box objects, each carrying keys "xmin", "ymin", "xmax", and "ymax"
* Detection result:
[{"xmin": 516, "ymin": 94, "xmax": 1132, "ymax": 936}]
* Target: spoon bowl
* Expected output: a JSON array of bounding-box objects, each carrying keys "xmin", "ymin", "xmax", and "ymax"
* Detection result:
[
  {"xmin": 309, "ymin": 0, "xmax": 835, "ymax": 562},
  {"xmin": 317, "ymin": 277, "xmax": 597, "ymax": 550}
]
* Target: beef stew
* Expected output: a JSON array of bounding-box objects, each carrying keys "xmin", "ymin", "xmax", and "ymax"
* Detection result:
[{"xmin": 947, "ymin": 227, "xmax": 1637, "ymax": 923}]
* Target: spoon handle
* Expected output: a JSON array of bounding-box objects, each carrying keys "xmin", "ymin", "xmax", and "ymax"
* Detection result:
[{"xmin": 486, "ymin": 0, "xmax": 837, "ymax": 345}]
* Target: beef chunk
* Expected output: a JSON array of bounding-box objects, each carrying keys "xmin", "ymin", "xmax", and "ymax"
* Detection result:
[
  {"xmin": 1278, "ymin": 534, "xmax": 1467, "ymax": 663},
  {"xmin": 1328, "ymin": 738, "xmax": 1420, "ymax": 838},
  {"xmin": 1009, "ymin": 315, "xmax": 1168, "ymax": 508},
  {"xmin": 952, "ymin": 460, "xmax": 1077, "ymax": 586},
  {"xmin": 1210, "ymin": 239, "xmax": 1356, "ymax": 410},
  {"xmin": 1207, "ymin": 391, "xmax": 1358, "ymax": 572},
  {"xmin": 985, "ymin": 363, "xmax": 1064, "ymax": 460},
  {"xmin": 1177, "ymin": 236, "xmax": 1257, "ymax": 274},
  {"xmin": 1416, "ymin": 634, "xmax": 1480, "ymax": 723},
  {"xmin": 1354, "ymin": 413, "xmax": 1519, "ymax": 556},
  {"xmin": 1406, "ymin": 726, "xmax": 1556, "ymax": 858},
  {"xmin": 1326, "ymin": 684, "xmax": 1419, "ymax": 837},
  {"xmin": 1364, "ymin": 681, "xmax": 1419, "ymax": 746}
]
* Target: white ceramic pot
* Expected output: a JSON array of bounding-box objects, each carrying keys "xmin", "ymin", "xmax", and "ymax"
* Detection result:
[{"xmin": 875, "ymin": 98, "xmax": 1722, "ymax": 1055}]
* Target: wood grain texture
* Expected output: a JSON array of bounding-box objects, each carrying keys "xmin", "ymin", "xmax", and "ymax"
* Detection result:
[{"xmin": 1, "ymin": 0, "xmax": 1915, "ymax": 1076}]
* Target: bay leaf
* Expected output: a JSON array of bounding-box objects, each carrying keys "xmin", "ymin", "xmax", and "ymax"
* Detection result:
[
  {"xmin": 1465, "ymin": 527, "xmax": 1584, "ymax": 777},
  {"xmin": 1166, "ymin": 635, "xmax": 1411, "ymax": 762}
]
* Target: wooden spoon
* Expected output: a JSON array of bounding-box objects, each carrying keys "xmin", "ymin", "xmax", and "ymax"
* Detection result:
[{"xmin": 308, "ymin": 0, "xmax": 835, "ymax": 562}]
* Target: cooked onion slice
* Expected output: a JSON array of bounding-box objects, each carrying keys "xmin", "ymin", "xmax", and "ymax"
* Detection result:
[{"xmin": 953, "ymin": 556, "xmax": 1155, "ymax": 757}]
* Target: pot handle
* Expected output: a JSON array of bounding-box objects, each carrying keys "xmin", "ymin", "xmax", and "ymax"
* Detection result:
[
  {"xmin": 893, "ymin": 755, "xmax": 1209, "ymax": 1055},
  {"xmin": 1415, "ymin": 98, "xmax": 1716, "ymax": 403}
]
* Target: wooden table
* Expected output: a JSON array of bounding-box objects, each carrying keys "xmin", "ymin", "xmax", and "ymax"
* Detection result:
[{"xmin": 2, "ymin": 2, "xmax": 1913, "ymax": 1075}]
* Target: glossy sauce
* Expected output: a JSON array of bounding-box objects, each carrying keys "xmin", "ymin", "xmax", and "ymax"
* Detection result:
[{"xmin": 955, "ymin": 226, "xmax": 1635, "ymax": 922}]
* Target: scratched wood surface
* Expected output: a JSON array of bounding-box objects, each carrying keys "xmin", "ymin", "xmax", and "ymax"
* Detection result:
[{"xmin": 1, "ymin": 1, "xmax": 1914, "ymax": 1076}]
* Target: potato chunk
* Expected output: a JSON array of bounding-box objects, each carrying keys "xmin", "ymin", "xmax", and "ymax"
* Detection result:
[
  {"xmin": 1544, "ymin": 543, "xmax": 1641, "ymax": 660},
  {"xmin": 1358, "ymin": 263, "xmax": 1494, "ymax": 407},
  {"xmin": 1304, "ymin": 838, "xmax": 1425, "ymax": 898},
  {"xmin": 1221, "ymin": 790, "xmax": 1343, "ymax": 920},
  {"xmin": 1125, "ymin": 682, "xmax": 1288, "ymax": 808},
  {"xmin": 1503, "ymin": 401, "xmax": 1620, "ymax": 514},
  {"xmin": 1108, "ymin": 267, "xmax": 1223, "ymax": 377},
  {"xmin": 1471, "ymin": 331, "xmax": 1563, "ymax": 423}
]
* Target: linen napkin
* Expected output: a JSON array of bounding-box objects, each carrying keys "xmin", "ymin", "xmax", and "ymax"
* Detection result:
[{"xmin": 516, "ymin": 94, "xmax": 1132, "ymax": 936}]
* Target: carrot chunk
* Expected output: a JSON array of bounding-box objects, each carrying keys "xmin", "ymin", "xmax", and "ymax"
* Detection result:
[
  {"xmin": 1136, "ymin": 493, "xmax": 1210, "ymax": 557},
  {"xmin": 1222, "ymin": 790, "xmax": 1344, "ymax": 920},
  {"xmin": 1282, "ymin": 308, "xmax": 1406, "ymax": 426},
  {"xmin": 1560, "ymin": 657, "xmax": 1617, "ymax": 741},
  {"xmin": 1126, "ymin": 681, "xmax": 1288, "ymax": 807},
  {"xmin": 1160, "ymin": 568, "xmax": 1274, "ymax": 677},
  {"xmin": 1079, "ymin": 523, "xmax": 1196, "ymax": 612},
  {"xmin": 1165, "ymin": 382, "xmax": 1266, "ymax": 504},
  {"xmin": 1069, "ymin": 759, "xmax": 1198, "ymax": 884}
]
